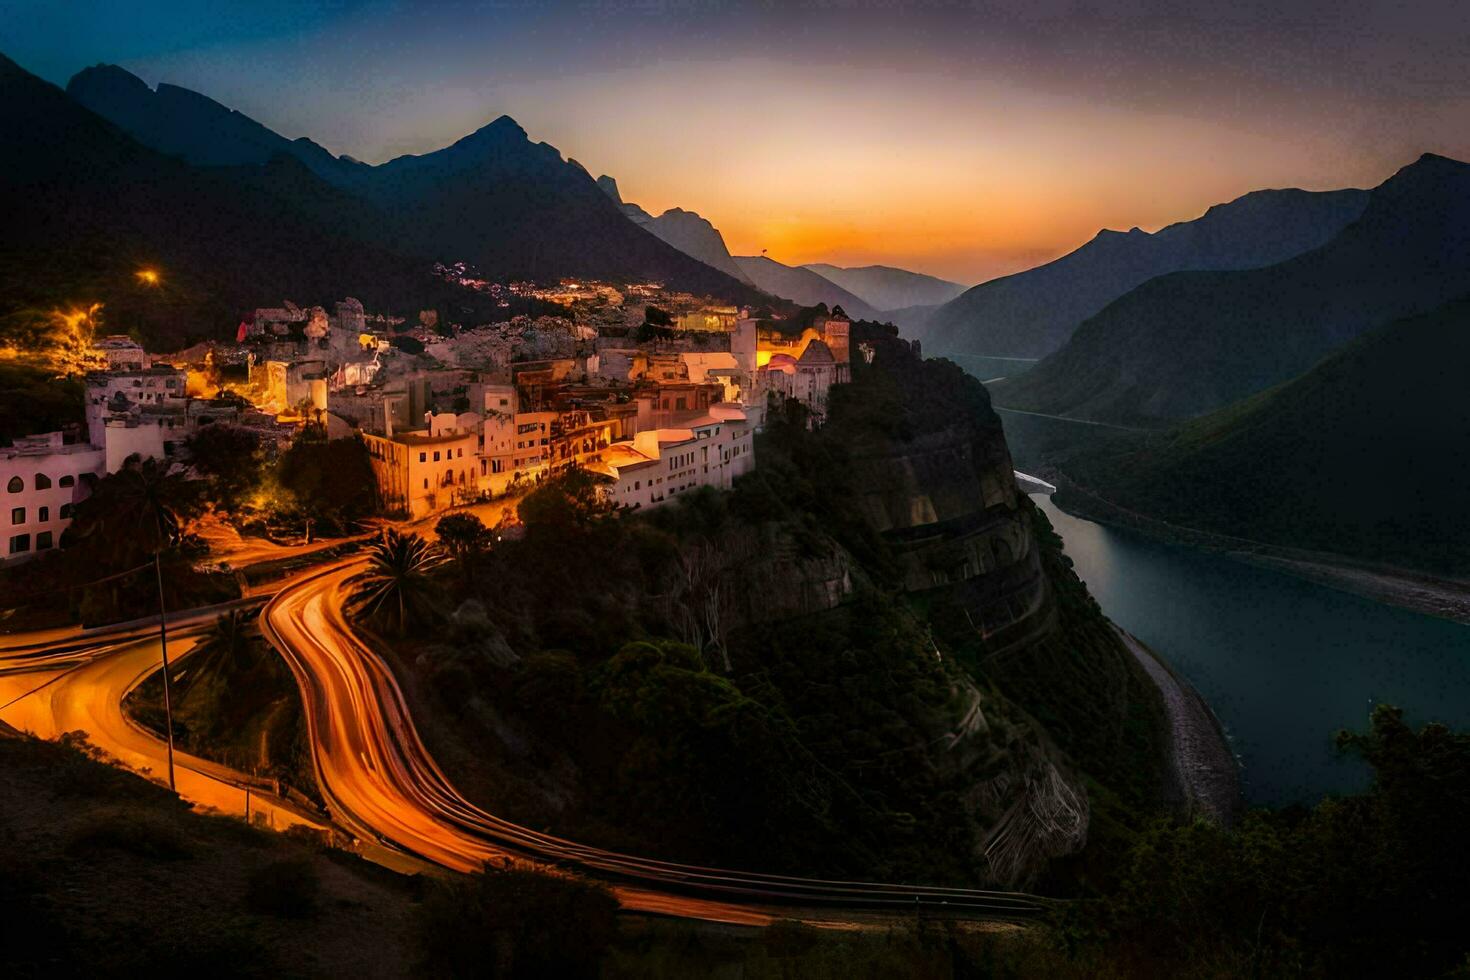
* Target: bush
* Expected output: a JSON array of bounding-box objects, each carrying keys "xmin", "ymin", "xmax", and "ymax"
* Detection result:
[
  {"xmin": 69, "ymin": 809, "xmax": 191, "ymax": 860},
  {"xmin": 416, "ymin": 867, "xmax": 618, "ymax": 979},
  {"xmin": 244, "ymin": 857, "xmax": 320, "ymax": 918}
]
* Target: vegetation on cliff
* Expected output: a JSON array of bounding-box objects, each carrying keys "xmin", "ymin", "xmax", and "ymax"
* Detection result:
[
  {"xmin": 329, "ymin": 321, "xmax": 1168, "ymax": 888},
  {"xmin": 1050, "ymin": 295, "xmax": 1470, "ymax": 575}
]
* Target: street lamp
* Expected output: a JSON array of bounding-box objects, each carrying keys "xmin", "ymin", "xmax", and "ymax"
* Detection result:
[{"xmin": 136, "ymin": 268, "xmax": 161, "ymax": 286}]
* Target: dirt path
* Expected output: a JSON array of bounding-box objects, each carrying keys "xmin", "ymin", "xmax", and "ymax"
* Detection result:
[{"xmin": 1114, "ymin": 625, "xmax": 1242, "ymax": 825}]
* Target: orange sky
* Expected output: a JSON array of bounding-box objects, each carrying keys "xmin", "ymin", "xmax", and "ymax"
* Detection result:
[{"xmin": 18, "ymin": 1, "xmax": 1468, "ymax": 285}]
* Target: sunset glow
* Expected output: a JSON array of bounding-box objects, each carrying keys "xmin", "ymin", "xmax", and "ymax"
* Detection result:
[{"xmin": 7, "ymin": 1, "xmax": 1467, "ymax": 283}]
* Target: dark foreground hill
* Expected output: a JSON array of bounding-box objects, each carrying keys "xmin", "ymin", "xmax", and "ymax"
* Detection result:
[
  {"xmin": 66, "ymin": 63, "xmax": 766, "ymax": 306},
  {"xmin": 994, "ymin": 154, "xmax": 1470, "ymax": 426},
  {"xmin": 923, "ymin": 186, "xmax": 1368, "ymax": 359},
  {"xmin": 1059, "ymin": 296, "xmax": 1470, "ymax": 574},
  {"xmin": 0, "ymin": 53, "xmax": 487, "ymax": 349}
]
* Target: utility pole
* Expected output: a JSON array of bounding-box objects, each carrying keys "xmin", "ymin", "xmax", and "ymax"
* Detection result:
[{"xmin": 154, "ymin": 551, "xmax": 177, "ymax": 792}]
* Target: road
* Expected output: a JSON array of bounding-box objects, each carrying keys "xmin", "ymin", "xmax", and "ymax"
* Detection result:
[
  {"xmin": 260, "ymin": 559, "xmax": 1051, "ymax": 925},
  {"xmin": 0, "ymin": 626, "xmax": 327, "ymax": 836},
  {"xmin": 993, "ymin": 405, "xmax": 1149, "ymax": 432},
  {"xmin": 1, "ymin": 505, "xmax": 1050, "ymax": 926}
]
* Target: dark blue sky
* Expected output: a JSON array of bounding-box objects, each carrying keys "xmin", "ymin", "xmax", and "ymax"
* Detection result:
[{"xmin": 5, "ymin": 1, "xmax": 1465, "ymax": 281}]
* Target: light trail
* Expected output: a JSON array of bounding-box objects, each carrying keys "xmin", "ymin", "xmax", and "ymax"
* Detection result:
[{"xmin": 260, "ymin": 559, "xmax": 1054, "ymax": 924}]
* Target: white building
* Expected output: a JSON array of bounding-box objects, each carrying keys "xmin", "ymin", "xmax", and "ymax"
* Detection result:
[
  {"xmin": 84, "ymin": 367, "xmax": 187, "ymax": 448},
  {"xmin": 2, "ymin": 433, "xmax": 105, "ymax": 564},
  {"xmin": 592, "ymin": 404, "xmax": 755, "ymax": 511}
]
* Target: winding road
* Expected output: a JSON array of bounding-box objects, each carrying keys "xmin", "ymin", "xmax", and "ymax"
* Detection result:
[
  {"xmin": 260, "ymin": 558, "xmax": 1050, "ymax": 924},
  {"xmin": 1, "ymin": 531, "xmax": 1051, "ymax": 926}
]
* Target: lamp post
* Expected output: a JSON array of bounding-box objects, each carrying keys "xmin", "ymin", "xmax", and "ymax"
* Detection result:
[{"xmin": 154, "ymin": 550, "xmax": 177, "ymax": 792}]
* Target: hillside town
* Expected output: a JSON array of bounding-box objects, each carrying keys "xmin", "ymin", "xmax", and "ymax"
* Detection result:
[{"xmin": 2, "ymin": 285, "xmax": 858, "ymax": 562}]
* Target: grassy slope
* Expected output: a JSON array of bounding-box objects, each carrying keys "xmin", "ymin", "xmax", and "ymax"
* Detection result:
[
  {"xmin": 1062, "ymin": 296, "xmax": 1470, "ymax": 574},
  {"xmin": 0, "ymin": 734, "xmax": 417, "ymax": 978}
]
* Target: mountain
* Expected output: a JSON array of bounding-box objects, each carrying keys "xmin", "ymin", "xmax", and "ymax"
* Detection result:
[
  {"xmin": 1060, "ymin": 296, "xmax": 1470, "ymax": 574},
  {"xmin": 0, "ymin": 52, "xmax": 489, "ymax": 350},
  {"xmin": 993, "ymin": 154, "xmax": 1470, "ymax": 426},
  {"xmin": 63, "ymin": 65, "xmax": 764, "ymax": 304},
  {"xmin": 924, "ymin": 187, "xmax": 1369, "ymax": 358},
  {"xmin": 732, "ymin": 256, "xmax": 881, "ymax": 320},
  {"xmin": 802, "ymin": 263, "xmax": 967, "ymax": 310},
  {"xmin": 595, "ymin": 175, "xmax": 654, "ymax": 226},
  {"xmin": 596, "ymin": 175, "xmax": 753, "ymax": 284},
  {"xmin": 66, "ymin": 63, "xmax": 367, "ymax": 184}
]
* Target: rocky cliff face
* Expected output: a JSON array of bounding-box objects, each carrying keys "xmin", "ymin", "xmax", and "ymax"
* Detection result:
[{"xmin": 692, "ymin": 326, "xmax": 1168, "ymax": 884}]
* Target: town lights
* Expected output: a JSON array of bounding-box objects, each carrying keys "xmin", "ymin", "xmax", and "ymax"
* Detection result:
[{"xmin": 136, "ymin": 268, "xmax": 161, "ymax": 286}]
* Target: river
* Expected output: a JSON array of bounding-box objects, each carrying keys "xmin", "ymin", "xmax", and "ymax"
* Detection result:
[{"xmin": 1031, "ymin": 493, "xmax": 1470, "ymax": 806}]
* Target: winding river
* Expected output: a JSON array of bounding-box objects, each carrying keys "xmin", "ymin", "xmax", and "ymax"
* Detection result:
[{"xmin": 1031, "ymin": 493, "xmax": 1470, "ymax": 806}]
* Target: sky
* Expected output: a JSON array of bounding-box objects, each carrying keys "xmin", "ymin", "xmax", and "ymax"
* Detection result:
[{"xmin": 4, "ymin": 0, "xmax": 1467, "ymax": 284}]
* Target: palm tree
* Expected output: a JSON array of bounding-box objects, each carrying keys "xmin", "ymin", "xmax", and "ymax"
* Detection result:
[
  {"xmin": 67, "ymin": 454, "xmax": 190, "ymax": 567},
  {"xmin": 349, "ymin": 529, "xmax": 447, "ymax": 635}
]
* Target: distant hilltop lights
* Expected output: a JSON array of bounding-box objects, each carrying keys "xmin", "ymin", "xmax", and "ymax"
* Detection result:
[{"xmin": 135, "ymin": 268, "xmax": 160, "ymax": 286}]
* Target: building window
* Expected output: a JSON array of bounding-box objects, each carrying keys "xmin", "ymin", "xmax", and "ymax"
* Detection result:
[
  {"xmin": 38, "ymin": 506, "xmax": 48, "ymax": 523},
  {"xmin": 419, "ymin": 452, "xmax": 427, "ymax": 463},
  {"xmin": 36, "ymin": 531, "xmax": 52, "ymax": 550},
  {"xmin": 34, "ymin": 473, "xmax": 51, "ymax": 490},
  {"xmin": 423, "ymin": 478, "xmax": 429, "ymax": 489},
  {"xmin": 5, "ymin": 477, "xmax": 20, "ymax": 493},
  {"xmin": 9, "ymin": 534, "xmax": 28, "ymax": 554},
  {"xmin": 10, "ymin": 507, "xmax": 23, "ymax": 525},
  {"xmin": 433, "ymin": 451, "xmax": 441, "ymax": 462},
  {"xmin": 60, "ymin": 504, "xmax": 72, "ymax": 518}
]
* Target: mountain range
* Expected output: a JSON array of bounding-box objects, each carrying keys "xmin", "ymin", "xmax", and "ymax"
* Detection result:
[
  {"xmin": 922, "ymin": 186, "xmax": 1369, "ymax": 358},
  {"xmin": 62, "ymin": 62, "xmax": 765, "ymax": 310},
  {"xmin": 1059, "ymin": 295, "xmax": 1470, "ymax": 574},
  {"xmin": 992, "ymin": 153, "xmax": 1470, "ymax": 426},
  {"xmin": 731, "ymin": 256, "xmax": 882, "ymax": 320},
  {"xmin": 802, "ymin": 263, "xmax": 967, "ymax": 311},
  {"xmin": 594, "ymin": 175, "xmax": 753, "ymax": 285},
  {"xmin": 0, "ymin": 53, "xmax": 498, "ymax": 350}
]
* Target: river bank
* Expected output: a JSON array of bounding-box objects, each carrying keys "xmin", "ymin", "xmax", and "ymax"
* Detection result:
[
  {"xmin": 1050, "ymin": 479, "xmax": 1470, "ymax": 625},
  {"xmin": 1112, "ymin": 626, "xmax": 1241, "ymax": 825}
]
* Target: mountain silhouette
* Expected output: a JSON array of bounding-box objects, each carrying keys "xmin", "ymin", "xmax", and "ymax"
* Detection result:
[
  {"xmin": 993, "ymin": 154, "xmax": 1470, "ymax": 425},
  {"xmin": 595, "ymin": 176, "xmax": 753, "ymax": 284},
  {"xmin": 924, "ymin": 186, "xmax": 1368, "ymax": 358},
  {"xmin": 803, "ymin": 263, "xmax": 966, "ymax": 311},
  {"xmin": 732, "ymin": 256, "xmax": 880, "ymax": 321},
  {"xmin": 1, "ymin": 52, "xmax": 487, "ymax": 350},
  {"xmin": 64, "ymin": 64, "xmax": 765, "ymax": 304}
]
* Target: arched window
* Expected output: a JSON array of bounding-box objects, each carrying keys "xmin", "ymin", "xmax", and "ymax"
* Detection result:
[
  {"xmin": 34, "ymin": 473, "xmax": 51, "ymax": 490},
  {"xmin": 59, "ymin": 475, "xmax": 75, "ymax": 488},
  {"xmin": 6, "ymin": 477, "xmax": 21, "ymax": 494}
]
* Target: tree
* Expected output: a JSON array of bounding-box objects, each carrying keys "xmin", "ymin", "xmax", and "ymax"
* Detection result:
[
  {"xmin": 517, "ymin": 468, "xmax": 611, "ymax": 531},
  {"xmin": 349, "ymin": 529, "xmax": 447, "ymax": 635},
  {"xmin": 185, "ymin": 423, "xmax": 262, "ymax": 509},
  {"xmin": 434, "ymin": 513, "xmax": 493, "ymax": 582},
  {"xmin": 64, "ymin": 455, "xmax": 195, "ymax": 569},
  {"xmin": 175, "ymin": 609, "xmax": 252, "ymax": 702},
  {"xmin": 276, "ymin": 433, "xmax": 378, "ymax": 532}
]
